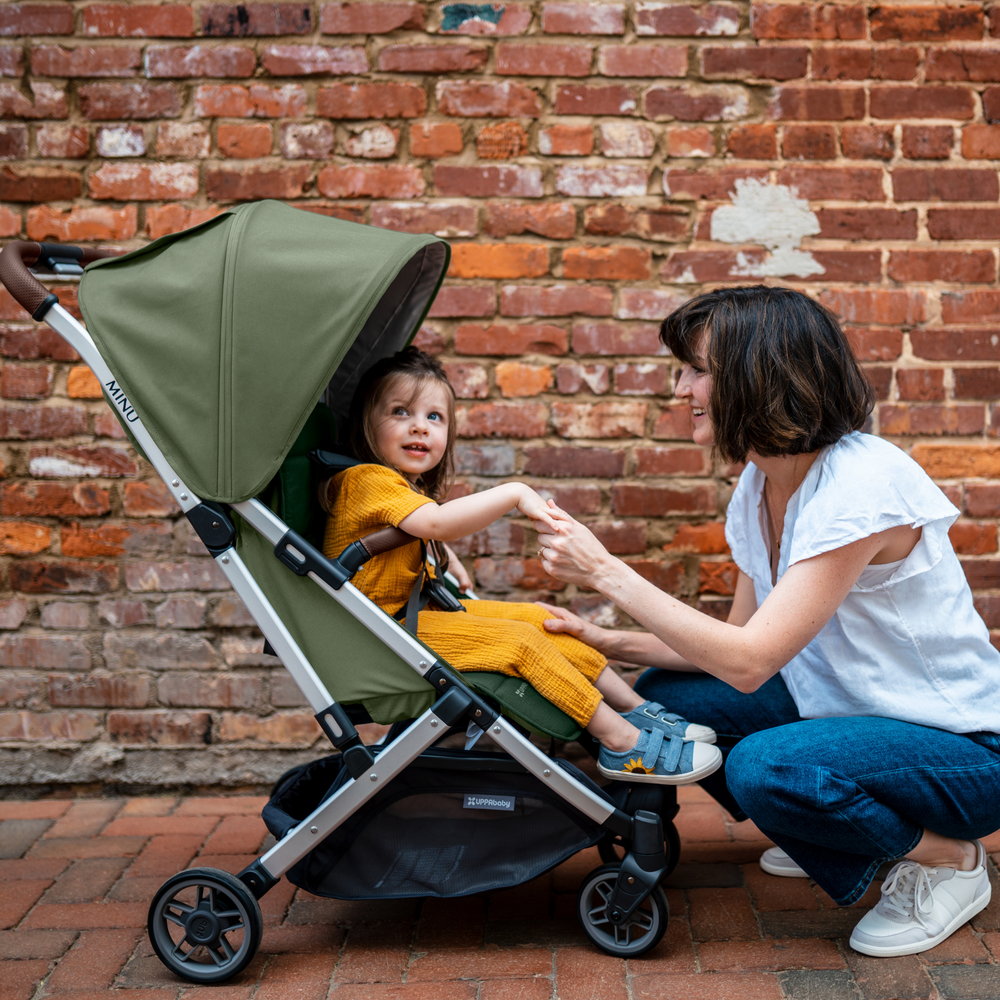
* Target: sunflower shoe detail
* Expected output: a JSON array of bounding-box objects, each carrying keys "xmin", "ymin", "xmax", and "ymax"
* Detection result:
[
  {"xmin": 597, "ymin": 726, "xmax": 723, "ymax": 785},
  {"xmin": 620, "ymin": 700, "xmax": 717, "ymax": 744}
]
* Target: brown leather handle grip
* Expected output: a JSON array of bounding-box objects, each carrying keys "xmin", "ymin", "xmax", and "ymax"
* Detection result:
[
  {"xmin": 0, "ymin": 241, "xmax": 50, "ymax": 317},
  {"xmin": 0, "ymin": 240, "xmax": 121, "ymax": 319},
  {"xmin": 359, "ymin": 526, "xmax": 416, "ymax": 557}
]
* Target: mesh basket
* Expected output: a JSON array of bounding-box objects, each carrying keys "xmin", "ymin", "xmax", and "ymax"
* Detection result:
[{"xmin": 263, "ymin": 747, "xmax": 611, "ymax": 899}]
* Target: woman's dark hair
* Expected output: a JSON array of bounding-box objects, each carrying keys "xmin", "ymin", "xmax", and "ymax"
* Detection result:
[
  {"xmin": 347, "ymin": 346, "xmax": 456, "ymax": 501},
  {"xmin": 661, "ymin": 286, "xmax": 875, "ymax": 465}
]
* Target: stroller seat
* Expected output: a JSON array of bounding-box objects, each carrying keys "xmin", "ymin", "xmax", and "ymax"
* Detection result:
[{"xmin": 260, "ymin": 400, "xmax": 583, "ymax": 743}]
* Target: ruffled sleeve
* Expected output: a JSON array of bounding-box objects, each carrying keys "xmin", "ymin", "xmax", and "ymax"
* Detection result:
[
  {"xmin": 785, "ymin": 434, "xmax": 959, "ymax": 586},
  {"xmin": 339, "ymin": 464, "xmax": 436, "ymax": 529}
]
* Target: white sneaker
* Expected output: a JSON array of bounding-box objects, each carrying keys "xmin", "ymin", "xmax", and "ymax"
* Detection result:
[
  {"xmin": 760, "ymin": 846, "xmax": 809, "ymax": 878},
  {"xmin": 849, "ymin": 841, "xmax": 991, "ymax": 957}
]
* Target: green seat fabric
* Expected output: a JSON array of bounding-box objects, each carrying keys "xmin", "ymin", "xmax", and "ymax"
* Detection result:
[
  {"xmin": 261, "ymin": 402, "xmax": 337, "ymax": 548},
  {"xmin": 462, "ymin": 672, "xmax": 582, "ymax": 742}
]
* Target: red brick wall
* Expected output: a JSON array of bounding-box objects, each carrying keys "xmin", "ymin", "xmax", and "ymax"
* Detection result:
[{"xmin": 2, "ymin": 1, "xmax": 1000, "ymax": 790}]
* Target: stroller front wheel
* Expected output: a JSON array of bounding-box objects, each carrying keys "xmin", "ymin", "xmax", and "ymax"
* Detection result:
[
  {"xmin": 576, "ymin": 863, "xmax": 669, "ymax": 957},
  {"xmin": 148, "ymin": 867, "xmax": 263, "ymax": 983}
]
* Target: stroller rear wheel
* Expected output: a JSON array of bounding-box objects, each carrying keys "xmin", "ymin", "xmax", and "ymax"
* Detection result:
[
  {"xmin": 148, "ymin": 868, "xmax": 263, "ymax": 983},
  {"xmin": 576, "ymin": 863, "xmax": 668, "ymax": 957}
]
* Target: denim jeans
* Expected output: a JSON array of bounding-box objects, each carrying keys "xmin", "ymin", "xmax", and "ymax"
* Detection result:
[{"xmin": 634, "ymin": 668, "xmax": 1000, "ymax": 905}]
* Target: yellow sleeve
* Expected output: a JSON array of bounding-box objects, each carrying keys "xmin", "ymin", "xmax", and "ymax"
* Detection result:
[{"xmin": 342, "ymin": 464, "xmax": 436, "ymax": 529}]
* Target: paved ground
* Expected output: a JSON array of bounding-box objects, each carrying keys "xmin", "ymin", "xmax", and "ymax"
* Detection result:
[{"xmin": 2, "ymin": 785, "xmax": 999, "ymax": 1000}]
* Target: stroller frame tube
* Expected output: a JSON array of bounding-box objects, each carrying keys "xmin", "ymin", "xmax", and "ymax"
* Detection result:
[
  {"xmin": 257, "ymin": 704, "xmax": 457, "ymax": 877},
  {"xmin": 41, "ymin": 296, "xmax": 622, "ymax": 876}
]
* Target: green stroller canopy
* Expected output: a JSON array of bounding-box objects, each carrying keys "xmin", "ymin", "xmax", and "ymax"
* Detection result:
[{"xmin": 78, "ymin": 200, "xmax": 450, "ymax": 504}]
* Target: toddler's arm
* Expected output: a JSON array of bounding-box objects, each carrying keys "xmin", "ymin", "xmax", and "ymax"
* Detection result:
[{"xmin": 399, "ymin": 482, "xmax": 558, "ymax": 542}]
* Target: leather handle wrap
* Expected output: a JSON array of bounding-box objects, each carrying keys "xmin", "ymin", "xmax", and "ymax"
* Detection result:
[
  {"xmin": 359, "ymin": 526, "xmax": 416, "ymax": 557},
  {"xmin": 0, "ymin": 241, "xmax": 49, "ymax": 317},
  {"xmin": 0, "ymin": 241, "xmax": 121, "ymax": 319}
]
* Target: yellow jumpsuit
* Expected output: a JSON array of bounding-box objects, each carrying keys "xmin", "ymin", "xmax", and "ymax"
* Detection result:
[{"xmin": 323, "ymin": 464, "xmax": 607, "ymax": 726}]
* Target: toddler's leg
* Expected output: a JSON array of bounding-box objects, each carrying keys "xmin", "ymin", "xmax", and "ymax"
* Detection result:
[
  {"xmin": 420, "ymin": 610, "xmax": 722, "ymax": 785},
  {"xmin": 461, "ymin": 600, "xmax": 608, "ymax": 681},
  {"xmin": 419, "ymin": 611, "xmax": 602, "ymax": 727}
]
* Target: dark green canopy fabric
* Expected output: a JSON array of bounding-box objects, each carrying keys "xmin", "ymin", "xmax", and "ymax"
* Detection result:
[{"xmin": 78, "ymin": 200, "xmax": 450, "ymax": 503}]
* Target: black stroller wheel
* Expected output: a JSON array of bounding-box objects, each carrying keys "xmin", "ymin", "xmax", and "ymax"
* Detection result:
[
  {"xmin": 597, "ymin": 819, "xmax": 681, "ymax": 877},
  {"xmin": 577, "ymin": 863, "xmax": 668, "ymax": 957},
  {"xmin": 148, "ymin": 868, "xmax": 262, "ymax": 983}
]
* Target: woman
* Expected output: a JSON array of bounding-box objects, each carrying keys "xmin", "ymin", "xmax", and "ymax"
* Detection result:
[{"xmin": 536, "ymin": 285, "xmax": 1000, "ymax": 957}]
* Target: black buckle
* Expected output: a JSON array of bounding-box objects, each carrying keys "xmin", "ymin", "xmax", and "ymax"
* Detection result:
[
  {"xmin": 314, "ymin": 703, "xmax": 375, "ymax": 779},
  {"xmin": 274, "ymin": 528, "xmax": 350, "ymax": 590}
]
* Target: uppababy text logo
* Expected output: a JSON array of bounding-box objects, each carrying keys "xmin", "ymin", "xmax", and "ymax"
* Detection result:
[
  {"xmin": 105, "ymin": 380, "xmax": 139, "ymax": 423},
  {"xmin": 463, "ymin": 794, "xmax": 515, "ymax": 811}
]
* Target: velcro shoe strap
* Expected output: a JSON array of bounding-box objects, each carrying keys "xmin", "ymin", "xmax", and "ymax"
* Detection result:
[
  {"xmin": 637, "ymin": 726, "xmax": 665, "ymax": 770},
  {"xmin": 660, "ymin": 733, "xmax": 684, "ymax": 772}
]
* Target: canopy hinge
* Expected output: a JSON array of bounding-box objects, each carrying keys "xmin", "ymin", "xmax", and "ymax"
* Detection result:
[{"xmin": 186, "ymin": 502, "xmax": 236, "ymax": 556}]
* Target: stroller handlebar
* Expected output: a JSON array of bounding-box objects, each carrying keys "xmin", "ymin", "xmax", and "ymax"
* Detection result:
[{"xmin": 0, "ymin": 240, "xmax": 121, "ymax": 320}]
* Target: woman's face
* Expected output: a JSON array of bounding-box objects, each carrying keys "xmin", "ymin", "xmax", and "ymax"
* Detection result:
[{"xmin": 674, "ymin": 333, "xmax": 714, "ymax": 447}]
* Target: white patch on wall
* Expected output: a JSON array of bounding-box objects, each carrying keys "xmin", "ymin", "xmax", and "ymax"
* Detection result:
[
  {"xmin": 710, "ymin": 178, "xmax": 824, "ymax": 278},
  {"xmin": 29, "ymin": 456, "xmax": 103, "ymax": 478}
]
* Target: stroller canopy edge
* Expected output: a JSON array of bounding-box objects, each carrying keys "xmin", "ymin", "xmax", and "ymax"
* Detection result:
[{"xmin": 78, "ymin": 200, "xmax": 450, "ymax": 504}]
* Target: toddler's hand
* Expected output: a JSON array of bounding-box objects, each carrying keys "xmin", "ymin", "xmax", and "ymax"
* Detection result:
[
  {"xmin": 442, "ymin": 543, "xmax": 474, "ymax": 593},
  {"xmin": 517, "ymin": 487, "xmax": 559, "ymax": 529}
]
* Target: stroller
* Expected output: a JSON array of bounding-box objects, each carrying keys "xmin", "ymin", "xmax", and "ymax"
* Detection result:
[{"xmin": 0, "ymin": 201, "xmax": 684, "ymax": 981}]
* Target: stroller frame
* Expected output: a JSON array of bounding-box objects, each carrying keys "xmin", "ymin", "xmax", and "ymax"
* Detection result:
[{"xmin": 2, "ymin": 235, "xmax": 678, "ymax": 979}]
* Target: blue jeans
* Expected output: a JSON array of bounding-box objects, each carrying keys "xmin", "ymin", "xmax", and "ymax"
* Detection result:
[{"xmin": 634, "ymin": 669, "xmax": 1000, "ymax": 905}]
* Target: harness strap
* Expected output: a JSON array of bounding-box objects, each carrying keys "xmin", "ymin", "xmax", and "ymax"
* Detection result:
[{"xmin": 392, "ymin": 540, "xmax": 466, "ymax": 635}]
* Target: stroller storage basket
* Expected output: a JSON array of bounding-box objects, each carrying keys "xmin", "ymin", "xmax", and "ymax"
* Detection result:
[{"xmin": 264, "ymin": 747, "xmax": 612, "ymax": 900}]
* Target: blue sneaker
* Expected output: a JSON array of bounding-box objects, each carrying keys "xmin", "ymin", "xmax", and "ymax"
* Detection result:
[
  {"xmin": 597, "ymin": 727, "xmax": 722, "ymax": 785},
  {"xmin": 621, "ymin": 701, "xmax": 717, "ymax": 744}
]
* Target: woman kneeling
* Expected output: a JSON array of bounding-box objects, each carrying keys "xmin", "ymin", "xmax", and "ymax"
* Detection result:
[{"xmin": 537, "ymin": 285, "xmax": 1000, "ymax": 957}]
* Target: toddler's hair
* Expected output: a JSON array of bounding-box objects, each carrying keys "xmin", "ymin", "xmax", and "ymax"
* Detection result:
[{"xmin": 348, "ymin": 346, "xmax": 456, "ymax": 500}]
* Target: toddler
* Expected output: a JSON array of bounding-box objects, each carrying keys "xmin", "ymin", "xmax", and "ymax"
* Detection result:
[{"xmin": 322, "ymin": 348, "xmax": 722, "ymax": 785}]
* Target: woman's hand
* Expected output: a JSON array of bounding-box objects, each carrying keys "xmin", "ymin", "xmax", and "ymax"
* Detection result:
[
  {"xmin": 442, "ymin": 543, "xmax": 474, "ymax": 593},
  {"xmin": 535, "ymin": 503, "xmax": 619, "ymax": 589},
  {"xmin": 535, "ymin": 602, "xmax": 613, "ymax": 654}
]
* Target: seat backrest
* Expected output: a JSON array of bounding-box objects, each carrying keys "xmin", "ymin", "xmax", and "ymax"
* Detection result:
[{"xmin": 264, "ymin": 401, "xmax": 337, "ymax": 547}]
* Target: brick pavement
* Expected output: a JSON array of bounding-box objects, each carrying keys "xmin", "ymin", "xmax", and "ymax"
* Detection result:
[{"xmin": 3, "ymin": 787, "xmax": 1000, "ymax": 999}]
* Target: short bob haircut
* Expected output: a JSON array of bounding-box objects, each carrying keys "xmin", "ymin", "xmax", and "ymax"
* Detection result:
[
  {"xmin": 347, "ymin": 346, "xmax": 456, "ymax": 501},
  {"xmin": 661, "ymin": 286, "xmax": 875, "ymax": 465}
]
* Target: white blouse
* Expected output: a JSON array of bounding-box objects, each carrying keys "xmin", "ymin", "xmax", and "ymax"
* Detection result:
[{"xmin": 725, "ymin": 431, "xmax": 1000, "ymax": 734}]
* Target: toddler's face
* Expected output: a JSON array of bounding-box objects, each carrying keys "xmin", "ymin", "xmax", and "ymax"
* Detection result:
[{"xmin": 374, "ymin": 379, "xmax": 450, "ymax": 483}]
